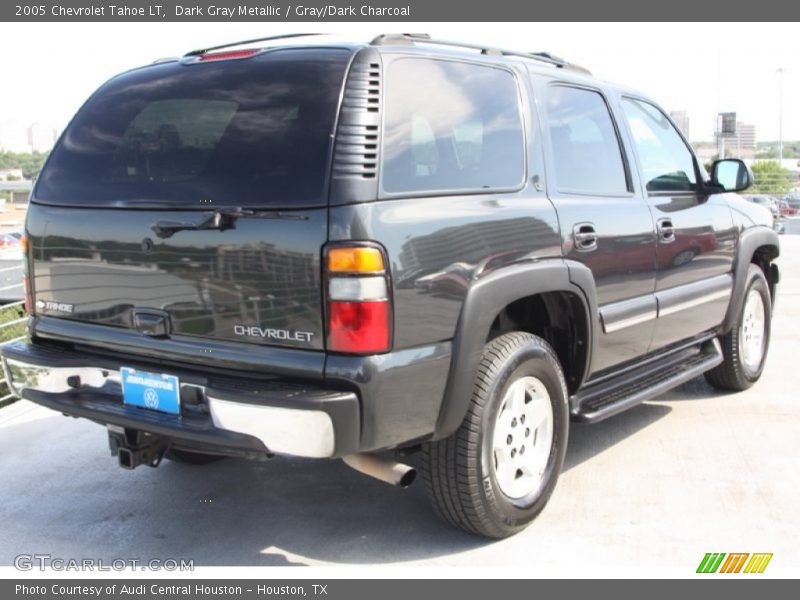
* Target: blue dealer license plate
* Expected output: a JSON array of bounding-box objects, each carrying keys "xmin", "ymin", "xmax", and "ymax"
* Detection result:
[{"xmin": 121, "ymin": 367, "xmax": 181, "ymax": 415}]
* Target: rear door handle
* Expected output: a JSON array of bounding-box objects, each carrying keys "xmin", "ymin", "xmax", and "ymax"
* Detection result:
[
  {"xmin": 573, "ymin": 222, "xmax": 598, "ymax": 252},
  {"xmin": 657, "ymin": 218, "xmax": 675, "ymax": 243}
]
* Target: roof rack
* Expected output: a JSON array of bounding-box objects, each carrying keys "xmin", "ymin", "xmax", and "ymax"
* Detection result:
[
  {"xmin": 184, "ymin": 33, "xmax": 326, "ymax": 58},
  {"xmin": 370, "ymin": 33, "xmax": 592, "ymax": 76}
]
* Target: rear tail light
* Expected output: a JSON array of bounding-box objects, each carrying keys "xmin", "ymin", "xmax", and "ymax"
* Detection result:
[
  {"xmin": 325, "ymin": 244, "xmax": 391, "ymax": 354},
  {"xmin": 21, "ymin": 233, "xmax": 34, "ymax": 314}
]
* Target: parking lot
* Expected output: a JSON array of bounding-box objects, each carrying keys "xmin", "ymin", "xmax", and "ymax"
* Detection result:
[{"xmin": 0, "ymin": 234, "xmax": 798, "ymax": 574}]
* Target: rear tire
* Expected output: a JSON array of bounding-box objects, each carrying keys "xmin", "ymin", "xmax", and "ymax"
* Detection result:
[
  {"xmin": 164, "ymin": 448, "xmax": 226, "ymax": 465},
  {"xmin": 705, "ymin": 264, "xmax": 772, "ymax": 391},
  {"xmin": 422, "ymin": 332, "xmax": 569, "ymax": 538}
]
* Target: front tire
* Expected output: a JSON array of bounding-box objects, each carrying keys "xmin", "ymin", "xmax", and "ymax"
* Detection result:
[
  {"xmin": 705, "ymin": 264, "xmax": 772, "ymax": 391},
  {"xmin": 422, "ymin": 332, "xmax": 569, "ymax": 538}
]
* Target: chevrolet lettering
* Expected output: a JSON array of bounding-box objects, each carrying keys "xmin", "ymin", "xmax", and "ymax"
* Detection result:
[{"xmin": 234, "ymin": 325, "xmax": 314, "ymax": 343}]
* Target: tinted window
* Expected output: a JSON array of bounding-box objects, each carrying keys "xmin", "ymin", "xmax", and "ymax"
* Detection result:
[
  {"xmin": 546, "ymin": 86, "xmax": 629, "ymax": 195},
  {"xmin": 35, "ymin": 49, "xmax": 350, "ymax": 208},
  {"xmin": 383, "ymin": 58, "xmax": 524, "ymax": 194},
  {"xmin": 621, "ymin": 98, "xmax": 697, "ymax": 193}
]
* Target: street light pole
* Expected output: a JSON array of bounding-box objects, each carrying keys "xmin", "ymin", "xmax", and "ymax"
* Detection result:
[{"xmin": 777, "ymin": 68, "xmax": 785, "ymax": 163}]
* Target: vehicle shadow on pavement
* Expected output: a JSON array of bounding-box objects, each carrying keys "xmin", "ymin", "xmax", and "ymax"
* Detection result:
[
  {"xmin": 0, "ymin": 378, "xmax": 719, "ymax": 567},
  {"xmin": 0, "ymin": 410, "xmax": 487, "ymax": 567},
  {"xmin": 564, "ymin": 402, "xmax": 672, "ymax": 471},
  {"xmin": 652, "ymin": 376, "xmax": 730, "ymax": 402}
]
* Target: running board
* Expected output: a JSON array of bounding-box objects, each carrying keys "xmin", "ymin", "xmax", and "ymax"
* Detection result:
[{"xmin": 571, "ymin": 338, "xmax": 723, "ymax": 423}]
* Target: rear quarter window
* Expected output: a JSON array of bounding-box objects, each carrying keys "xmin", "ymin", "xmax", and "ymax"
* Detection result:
[
  {"xmin": 382, "ymin": 58, "xmax": 525, "ymax": 195},
  {"xmin": 34, "ymin": 48, "xmax": 351, "ymax": 208}
]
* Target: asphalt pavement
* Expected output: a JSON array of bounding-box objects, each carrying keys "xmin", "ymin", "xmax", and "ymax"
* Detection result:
[{"xmin": 0, "ymin": 236, "xmax": 798, "ymax": 572}]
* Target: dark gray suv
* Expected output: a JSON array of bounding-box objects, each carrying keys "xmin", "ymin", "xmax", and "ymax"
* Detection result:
[{"xmin": 1, "ymin": 34, "xmax": 779, "ymax": 538}]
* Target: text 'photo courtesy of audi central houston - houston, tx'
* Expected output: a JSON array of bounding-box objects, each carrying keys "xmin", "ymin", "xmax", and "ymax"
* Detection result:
[{"xmin": 1, "ymin": 33, "xmax": 779, "ymax": 538}]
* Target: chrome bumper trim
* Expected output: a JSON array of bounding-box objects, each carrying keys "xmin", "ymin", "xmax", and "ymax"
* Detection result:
[
  {"xmin": 1, "ymin": 357, "xmax": 335, "ymax": 458},
  {"xmin": 207, "ymin": 397, "xmax": 334, "ymax": 458},
  {"xmin": 2, "ymin": 358, "xmax": 119, "ymax": 396}
]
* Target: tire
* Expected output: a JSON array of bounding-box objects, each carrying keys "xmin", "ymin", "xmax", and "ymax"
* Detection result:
[
  {"xmin": 671, "ymin": 248, "xmax": 698, "ymax": 267},
  {"xmin": 705, "ymin": 264, "xmax": 772, "ymax": 391},
  {"xmin": 164, "ymin": 448, "xmax": 226, "ymax": 465},
  {"xmin": 422, "ymin": 332, "xmax": 569, "ymax": 538}
]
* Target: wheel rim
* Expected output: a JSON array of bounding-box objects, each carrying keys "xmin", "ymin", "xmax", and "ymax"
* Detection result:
[
  {"xmin": 673, "ymin": 250, "xmax": 695, "ymax": 266},
  {"xmin": 740, "ymin": 289, "xmax": 766, "ymax": 371},
  {"xmin": 492, "ymin": 376, "xmax": 553, "ymax": 499}
]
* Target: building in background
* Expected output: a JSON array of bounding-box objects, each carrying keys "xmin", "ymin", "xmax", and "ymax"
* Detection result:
[
  {"xmin": 26, "ymin": 122, "xmax": 57, "ymax": 153},
  {"xmin": 727, "ymin": 122, "xmax": 757, "ymax": 157},
  {"xmin": 670, "ymin": 110, "xmax": 690, "ymax": 140}
]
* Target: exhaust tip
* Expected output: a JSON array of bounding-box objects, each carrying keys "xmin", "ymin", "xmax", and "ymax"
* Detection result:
[
  {"xmin": 342, "ymin": 453, "xmax": 416, "ymax": 488},
  {"xmin": 398, "ymin": 468, "xmax": 416, "ymax": 488}
]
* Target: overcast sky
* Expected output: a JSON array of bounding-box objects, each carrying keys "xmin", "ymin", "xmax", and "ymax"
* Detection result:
[{"xmin": 0, "ymin": 22, "xmax": 797, "ymax": 150}]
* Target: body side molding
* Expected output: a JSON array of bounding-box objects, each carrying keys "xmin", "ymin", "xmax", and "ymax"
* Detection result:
[
  {"xmin": 656, "ymin": 273, "xmax": 733, "ymax": 317},
  {"xmin": 600, "ymin": 295, "xmax": 658, "ymax": 334}
]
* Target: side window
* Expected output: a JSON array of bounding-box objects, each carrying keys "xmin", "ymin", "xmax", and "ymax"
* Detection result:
[
  {"xmin": 383, "ymin": 58, "xmax": 525, "ymax": 194},
  {"xmin": 545, "ymin": 86, "xmax": 630, "ymax": 196},
  {"xmin": 621, "ymin": 98, "xmax": 697, "ymax": 193}
]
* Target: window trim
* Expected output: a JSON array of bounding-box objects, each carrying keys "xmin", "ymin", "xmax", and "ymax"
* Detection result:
[
  {"xmin": 378, "ymin": 55, "xmax": 528, "ymax": 200},
  {"xmin": 619, "ymin": 95, "xmax": 703, "ymax": 197},
  {"xmin": 543, "ymin": 82, "xmax": 635, "ymax": 199}
]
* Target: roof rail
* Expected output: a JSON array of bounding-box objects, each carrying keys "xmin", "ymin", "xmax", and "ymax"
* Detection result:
[
  {"xmin": 184, "ymin": 33, "xmax": 326, "ymax": 57},
  {"xmin": 371, "ymin": 33, "xmax": 502, "ymax": 56},
  {"xmin": 370, "ymin": 33, "xmax": 591, "ymax": 76}
]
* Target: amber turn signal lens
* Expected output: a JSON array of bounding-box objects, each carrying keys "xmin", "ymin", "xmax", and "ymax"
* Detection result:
[{"xmin": 328, "ymin": 247, "xmax": 384, "ymax": 273}]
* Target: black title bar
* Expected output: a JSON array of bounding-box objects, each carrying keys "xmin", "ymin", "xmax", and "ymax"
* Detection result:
[{"xmin": 3, "ymin": 0, "xmax": 800, "ymax": 21}]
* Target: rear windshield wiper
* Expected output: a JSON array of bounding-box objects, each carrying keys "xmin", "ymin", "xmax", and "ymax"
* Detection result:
[{"xmin": 151, "ymin": 208, "xmax": 308, "ymax": 239}]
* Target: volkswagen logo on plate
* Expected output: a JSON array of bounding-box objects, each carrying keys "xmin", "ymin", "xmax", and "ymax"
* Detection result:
[{"xmin": 144, "ymin": 388, "xmax": 159, "ymax": 409}]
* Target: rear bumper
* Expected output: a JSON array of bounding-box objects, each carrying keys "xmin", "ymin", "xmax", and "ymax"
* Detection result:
[{"xmin": 1, "ymin": 339, "xmax": 359, "ymax": 459}]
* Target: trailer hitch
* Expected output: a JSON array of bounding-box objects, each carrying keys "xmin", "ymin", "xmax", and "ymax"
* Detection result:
[{"xmin": 107, "ymin": 425, "xmax": 167, "ymax": 469}]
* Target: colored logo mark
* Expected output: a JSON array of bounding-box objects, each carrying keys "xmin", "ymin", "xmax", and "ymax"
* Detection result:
[
  {"xmin": 144, "ymin": 388, "xmax": 159, "ymax": 409},
  {"xmin": 697, "ymin": 553, "xmax": 773, "ymax": 574}
]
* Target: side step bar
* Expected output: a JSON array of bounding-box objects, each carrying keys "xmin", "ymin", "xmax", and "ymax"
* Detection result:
[{"xmin": 572, "ymin": 338, "xmax": 723, "ymax": 423}]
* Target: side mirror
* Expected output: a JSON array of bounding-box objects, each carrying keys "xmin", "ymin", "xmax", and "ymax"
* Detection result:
[{"xmin": 710, "ymin": 158, "xmax": 753, "ymax": 192}]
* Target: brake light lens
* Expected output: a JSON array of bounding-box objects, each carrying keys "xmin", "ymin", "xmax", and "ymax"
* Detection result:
[
  {"xmin": 198, "ymin": 49, "xmax": 260, "ymax": 62},
  {"xmin": 23, "ymin": 276, "xmax": 33, "ymax": 314},
  {"xmin": 326, "ymin": 244, "xmax": 391, "ymax": 354},
  {"xmin": 329, "ymin": 301, "xmax": 390, "ymax": 353}
]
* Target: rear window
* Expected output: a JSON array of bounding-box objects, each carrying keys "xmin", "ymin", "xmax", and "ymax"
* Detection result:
[{"xmin": 35, "ymin": 48, "xmax": 350, "ymax": 208}]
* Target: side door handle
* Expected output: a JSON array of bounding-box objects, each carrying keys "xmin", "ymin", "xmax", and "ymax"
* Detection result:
[
  {"xmin": 573, "ymin": 222, "xmax": 598, "ymax": 252},
  {"xmin": 657, "ymin": 218, "xmax": 675, "ymax": 243}
]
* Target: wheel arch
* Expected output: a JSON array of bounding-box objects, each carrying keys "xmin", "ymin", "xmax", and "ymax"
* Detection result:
[
  {"xmin": 722, "ymin": 226, "xmax": 780, "ymax": 333},
  {"xmin": 433, "ymin": 259, "xmax": 598, "ymax": 440}
]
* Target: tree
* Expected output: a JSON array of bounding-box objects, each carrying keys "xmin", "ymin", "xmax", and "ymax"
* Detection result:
[
  {"xmin": 0, "ymin": 151, "xmax": 49, "ymax": 180},
  {"xmin": 750, "ymin": 161, "xmax": 794, "ymax": 196}
]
